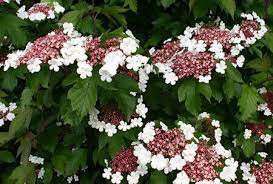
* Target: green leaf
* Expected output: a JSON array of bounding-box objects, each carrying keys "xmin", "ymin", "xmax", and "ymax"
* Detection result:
[
  {"xmin": 20, "ymin": 88, "xmax": 33, "ymax": 106},
  {"xmin": 8, "ymin": 165, "xmax": 36, "ymax": 184},
  {"xmin": 198, "ymin": 83, "xmax": 212, "ymax": 101},
  {"xmin": 245, "ymin": 56, "xmax": 271, "ymax": 72},
  {"xmin": 262, "ymin": 32, "xmax": 273, "ymax": 53},
  {"xmin": 242, "ymin": 138, "xmax": 255, "ymax": 157},
  {"xmin": 65, "ymin": 148, "xmax": 87, "ymax": 176},
  {"xmin": 0, "ymin": 132, "xmax": 11, "ymax": 146},
  {"xmin": 178, "ymin": 79, "xmax": 201, "ymax": 115},
  {"xmin": 68, "ymin": 78, "xmax": 97, "ymax": 118},
  {"xmin": 189, "ymin": 0, "xmax": 216, "ymax": 18},
  {"xmin": 116, "ymin": 93, "xmax": 137, "ymax": 117},
  {"xmin": 37, "ymin": 126, "xmax": 59, "ymax": 153},
  {"xmin": 0, "ymin": 150, "xmax": 15, "ymax": 163},
  {"xmin": 108, "ymin": 135, "xmax": 125, "ymax": 157},
  {"xmin": 149, "ymin": 171, "xmax": 168, "ymax": 184},
  {"xmin": 161, "ymin": 0, "xmax": 176, "ymax": 8},
  {"xmin": 76, "ymin": 16, "xmax": 93, "ymax": 34},
  {"xmin": 0, "ymin": 14, "xmax": 28, "ymax": 47},
  {"xmin": 238, "ymin": 84, "xmax": 262, "ymax": 121},
  {"xmin": 225, "ymin": 62, "xmax": 243, "ymax": 83},
  {"xmin": 8, "ymin": 107, "xmax": 33, "ymax": 137},
  {"xmin": 59, "ymin": 10, "xmax": 86, "ymax": 25},
  {"xmin": 124, "ymin": 0, "xmax": 137, "ymax": 12},
  {"xmin": 223, "ymin": 79, "xmax": 241, "ymax": 100},
  {"xmin": 218, "ymin": 0, "xmax": 236, "ymax": 18}
]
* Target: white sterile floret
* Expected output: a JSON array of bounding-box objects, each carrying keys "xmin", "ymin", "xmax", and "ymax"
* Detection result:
[
  {"xmin": 198, "ymin": 75, "xmax": 211, "ymax": 83},
  {"xmin": 163, "ymin": 72, "xmax": 178, "ymax": 85},
  {"xmin": 198, "ymin": 112, "xmax": 210, "ymax": 120},
  {"xmin": 136, "ymin": 103, "xmax": 148, "ymax": 118},
  {"xmin": 29, "ymin": 12, "xmax": 47, "ymax": 21},
  {"xmin": 6, "ymin": 112, "xmax": 15, "ymax": 121},
  {"xmin": 74, "ymin": 175, "xmax": 79, "ymax": 182},
  {"xmin": 260, "ymin": 134, "xmax": 272, "ymax": 144},
  {"xmin": 102, "ymin": 168, "xmax": 112, "ymax": 179},
  {"xmin": 211, "ymin": 120, "xmax": 220, "ymax": 128},
  {"xmin": 195, "ymin": 40, "xmax": 207, "ymax": 52},
  {"xmin": 130, "ymin": 117, "xmax": 143, "ymax": 128},
  {"xmin": 150, "ymin": 154, "xmax": 169, "ymax": 171},
  {"xmin": 236, "ymin": 55, "xmax": 245, "ymax": 67},
  {"xmin": 105, "ymin": 123, "xmax": 117, "ymax": 137},
  {"xmin": 169, "ymin": 155, "xmax": 186, "ymax": 170},
  {"xmin": 133, "ymin": 144, "xmax": 152, "ymax": 165},
  {"xmin": 182, "ymin": 143, "xmax": 198, "ymax": 162},
  {"xmin": 257, "ymin": 103, "xmax": 272, "ymax": 116},
  {"xmin": 53, "ymin": 2, "xmax": 65, "ymax": 13},
  {"xmin": 214, "ymin": 128, "xmax": 222, "ymax": 143},
  {"xmin": 48, "ymin": 58, "xmax": 63, "ymax": 72},
  {"xmin": 178, "ymin": 121, "xmax": 195, "ymax": 140},
  {"xmin": 4, "ymin": 50, "xmax": 25, "ymax": 71},
  {"xmin": 120, "ymin": 37, "xmax": 139, "ymax": 55},
  {"xmin": 209, "ymin": 41, "xmax": 223, "ymax": 53},
  {"xmin": 127, "ymin": 171, "xmax": 140, "ymax": 184},
  {"xmin": 173, "ymin": 171, "xmax": 190, "ymax": 184},
  {"xmin": 76, "ymin": 62, "xmax": 93, "ymax": 79},
  {"xmin": 67, "ymin": 176, "xmax": 73, "ymax": 183},
  {"xmin": 111, "ymin": 172, "xmax": 123, "ymax": 184},
  {"xmin": 17, "ymin": 6, "xmax": 28, "ymax": 19},
  {"xmin": 38, "ymin": 167, "xmax": 45, "ymax": 179},
  {"xmin": 63, "ymin": 22, "xmax": 74, "ymax": 35},
  {"xmin": 126, "ymin": 55, "xmax": 149, "ymax": 71},
  {"xmin": 136, "ymin": 164, "xmax": 148, "ymax": 176},
  {"xmin": 244, "ymin": 129, "xmax": 252, "ymax": 139},
  {"xmin": 118, "ymin": 121, "xmax": 129, "ymax": 131},
  {"xmin": 220, "ymin": 158, "xmax": 238, "ymax": 182},
  {"xmin": 215, "ymin": 60, "xmax": 227, "ymax": 74},
  {"xmin": 27, "ymin": 58, "xmax": 42, "ymax": 73},
  {"xmin": 149, "ymin": 47, "xmax": 155, "ymax": 55},
  {"xmin": 258, "ymin": 152, "xmax": 268, "ymax": 158},
  {"xmin": 214, "ymin": 143, "xmax": 231, "ymax": 158},
  {"xmin": 29, "ymin": 155, "xmax": 44, "ymax": 165},
  {"xmin": 138, "ymin": 122, "xmax": 155, "ymax": 143},
  {"xmin": 258, "ymin": 87, "xmax": 267, "ymax": 94}
]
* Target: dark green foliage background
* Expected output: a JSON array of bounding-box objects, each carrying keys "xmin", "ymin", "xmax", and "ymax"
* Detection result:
[{"xmin": 1, "ymin": 0, "xmax": 273, "ymax": 183}]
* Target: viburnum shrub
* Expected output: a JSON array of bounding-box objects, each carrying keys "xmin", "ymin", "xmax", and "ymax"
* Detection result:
[{"xmin": 1, "ymin": 0, "xmax": 273, "ymax": 184}]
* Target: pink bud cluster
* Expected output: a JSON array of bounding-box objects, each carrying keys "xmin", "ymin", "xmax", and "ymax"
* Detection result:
[
  {"xmin": 151, "ymin": 12, "xmax": 267, "ymax": 85},
  {"xmin": 183, "ymin": 143, "xmax": 223, "ymax": 182},
  {"xmin": 146, "ymin": 128, "xmax": 187, "ymax": 157},
  {"xmin": 111, "ymin": 148, "xmax": 138, "ymax": 173},
  {"xmin": 20, "ymin": 30, "xmax": 69, "ymax": 64},
  {"xmin": 98, "ymin": 105, "xmax": 127, "ymax": 126},
  {"xmin": 252, "ymin": 161, "xmax": 273, "ymax": 184}
]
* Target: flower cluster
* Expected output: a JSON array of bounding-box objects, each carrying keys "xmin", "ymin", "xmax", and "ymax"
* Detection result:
[
  {"xmin": 88, "ymin": 95, "xmax": 148, "ymax": 136},
  {"xmin": 151, "ymin": 12, "xmax": 267, "ymax": 85},
  {"xmin": 3, "ymin": 23, "xmax": 152, "ymax": 92},
  {"xmin": 102, "ymin": 114, "xmax": 239, "ymax": 184},
  {"xmin": 241, "ymin": 153, "xmax": 273, "ymax": 184},
  {"xmin": 243, "ymin": 123, "xmax": 272, "ymax": 145},
  {"xmin": 257, "ymin": 87, "xmax": 273, "ymax": 117},
  {"xmin": 17, "ymin": 2, "xmax": 65, "ymax": 21},
  {"xmin": 29, "ymin": 154, "xmax": 45, "ymax": 179},
  {"xmin": 103, "ymin": 148, "xmax": 148, "ymax": 184},
  {"xmin": 0, "ymin": 101, "xmax": 16, "ymax": 127}
]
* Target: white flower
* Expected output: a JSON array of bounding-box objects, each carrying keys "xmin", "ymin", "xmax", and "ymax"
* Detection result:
[
  {"xmin": 258, "ymin": 87, "xmax": 267, "ymax": 94},
  {"xmin": 105, "ymin": 123, "xmax": 117, "ymax": 137},
  {"xmin": 38, "ymin": 167, "xmax": 45, "ymax": 179},
  {"xmin": 67, "ymin": 176, "xmax": 73, "ymax": 183},
  {"xmin": 257, "ymin": 152, "xmax": 268, "ymax": 158},
  {"xmin": 136, "ymin": 103, "xmax": 148, "ymax": 118},
  {"xmin": 126, "ymin": 55, "xmax": 149, "ymax": 71},
  {"xmin": 164, "ymin": 72, "xmax": 178, "ymax": 85},
  {"xmin": 0, "ymin": 119, "xmax": 4, "ymax": 127},
  {"xmin": 63, "ymin": 23, "xmax": 74, "ymax": 35},
  {"xmin": 29, "ymin": 155, "xmax": 44, "ymax": 165},
  {"xmin": 102, "ymin": 168, "xmax": 112, "ymax": 179},
  {"xmin": 198, "ymin": 112, "xmax": 210, "ymax": 120},
  {"xmin": 236, "ymin": 55, "xmax": 245, "ymax": 67},
  {"xmin": 260, "ymin": 134, "xmax": 271, "ymax": 144},
  {"xmin": 127, "ymin": 172, "xmax": 140, "ymax": 184},
  {"xmin": 214, "ymin": 143, "xmax": 231, "ymax": 158},
  {"xmin": 6, "ymin": 112, "xmax": 15, "ymax": 121},
  {"xmin": 73, "ymin": 175, "xmax": 79, "ymax": 182},
  {"xmin": 169, "ymin": 155, "xmax": 186, "ymax": 170},
  {"xmin": 198, "ymin": 75, "xmax": 211, "ymax": 83},
  {"xmin": 178, "ymin": 121, "xmax": 195, "ymax": 140},
  {"xmin": 53, "ymin": 2, "xmax": 65, "ymax": 13},
  {"xmin": 48, "ymin": 58, "xmax": 63, "ymax": 72},
  {"xmin": 27, "ymin": 58, "xmax": 42, "ymax": 73},
  {"xmin": 29, "ymin": 12, "xmax": 47, "ymax": 21},
  {"xmin": 150, "ymin": 154, "xmax": 169, "ymax": 171},
  {"xmin": 244, "ymin": 129, "xmax": 252, "ymax": 139},
  {"xmin": 4, "ymin": 50, "xmax": 25, "ymax": 71},
  {"xmin": 149, "ymin": 47, "xmax": 155, "ymax": 55},
  {"xmin": 130, "ymin": 118, "xmax": 143, "ymax": 128},
  {"xmin": 120, "ymin": 37, "xmax": 139, "ymax": 55},
  {"xmin": 111, "ymin": 172, "xmax": 123, "ymax": 184},
  {"xmin": 77, "ymin": 62, "xmax": 93, "ymax": 79},
  {"xmin": 182, "ymin": 143, "xmax": 198, "ymax": 162},
  {"xmin": 173, "ymin": 171, "xmax": 190, "ymax": 184},
  {"xmin": 195, "ymin": 40, "xmax": 207, "ymax": 52},
  {"xmin": 17, "ymin": 6, "xmax": 28, "ymax": 19},
  {"xmin": 220, "ymin": 158, "xmax": 238, "ymax": 182},
  {"xmin": 133, "ymin": 144, "xmax": 152, "ymax": 165},
  {"xmin": 211, "ymin": 120, "xmax": 220, "ymax": 128},
  {"xmin": 215, "ymin": 60, "xmax": 227, "ymax": 74},
  {"xmin": 214, "ymin": 128, "xmax": 222, "ymax": 143}
]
